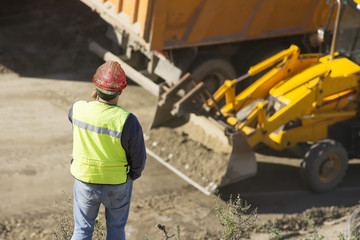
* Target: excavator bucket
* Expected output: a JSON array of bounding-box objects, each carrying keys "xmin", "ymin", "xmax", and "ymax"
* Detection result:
[
  {"xmin": 149, "ymin": 74, "xmax": 257, "ymax": 194},
  {"xmin": 149, "ymin": 113, "xmax": 257, "ymax": 193},
  {"xmin": 151, "ymin": 73, "xmax": 205, "ymax": 129},
  {"xmin": 219, "ymin": 132, "xmax": 257, "ymax": 187},
  {"xmin": 150, "ymin": 82, "xmax": 183, "ymax": 129}
]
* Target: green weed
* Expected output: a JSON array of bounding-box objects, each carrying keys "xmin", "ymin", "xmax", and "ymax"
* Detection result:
[
  {"xmin": 261, "ymin": 221, "xmax": 284, "ymax": 240},
  {"xmin": 51, "ymin": 193, "xmax": 106, "ymax": 240},
  {"xmin": 214, "ymin": 194, "xmax": 257, "ymax": 240},
  {"xmin": 300, "ymin": 217, "xmax": 324, "ymax": 240}
]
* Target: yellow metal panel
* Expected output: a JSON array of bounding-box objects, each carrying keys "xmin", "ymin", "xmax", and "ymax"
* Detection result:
[
  {"xmin": 270, "ymin": 63, "xmax": 327, "ymax": 98},
  {"xmin": 268, "ymin": 112, "xmax": 357, "ymax": 150},
  {"xmin": 327, "ymin": 58, "xmax": 360, "ymax": 77},
  {"xmin": 269, "ymin": 120, "xmax": 329, "ymax": 150}
]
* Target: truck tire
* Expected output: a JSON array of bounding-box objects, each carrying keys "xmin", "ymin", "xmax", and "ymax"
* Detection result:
[
  {"xmin": 301, "ymin": 139, "xmax": 348, "ymax": 193},
  {"xmin": 189, "ymin": 55, "xmax": 236, "ymax": 95}
]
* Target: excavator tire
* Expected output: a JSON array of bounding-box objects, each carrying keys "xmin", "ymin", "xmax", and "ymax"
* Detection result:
[{"xmin": 301, "ymin": 139, "xmax": 348, "ymax": 193}]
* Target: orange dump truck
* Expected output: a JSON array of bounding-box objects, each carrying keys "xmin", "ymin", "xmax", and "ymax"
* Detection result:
[{"xmin": 80, "ymin": 0, "xmax": 332, "ymax": 96}]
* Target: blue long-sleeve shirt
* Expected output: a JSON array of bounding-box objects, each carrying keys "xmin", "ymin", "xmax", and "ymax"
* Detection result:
[{"xmin": 68, "ymin": 103, "xmax": 146, "ymax": 180}]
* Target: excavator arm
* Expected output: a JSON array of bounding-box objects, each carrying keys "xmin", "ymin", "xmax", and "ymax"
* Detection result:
[
  {"xmin": 206, "ymin": 45, "xmax": 302, "ymax": 111},
  {"xmin": 222, "ymin": 56, "xmax": 360, "ymax": 152}
]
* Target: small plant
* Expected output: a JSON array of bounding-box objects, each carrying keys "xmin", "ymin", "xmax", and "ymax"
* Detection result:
[
  {"xmin": 300, "ymin": 217, "xmax": 324, "ymax": 240},
  {"xmin": 339, "ymin": 226, "xmax": 360, "ymax": 240},
  {"xmin": 51, "ymin": 193, "xmax": 107, "ymax": 240},
  {"xmin": 93, "ymin": 216, "xmax": 106, "ymax": 240},
  {"xmin": 351, "ymin": 226, "xmax": 360, "ymax": 240},
  {"xmin": 176, "ymin": 225, "xmax": 181, "ymax": 240},
  {"xmin": 214, "ymin": 194, "xmax": 257, "ymax": 240},
  {"xmin": 156, "ymin": 224, "xmax": 181, "ymax": 240},
  {"xmin": 262, "ymin": 221, "xmax": 284, "ymax": 240}
]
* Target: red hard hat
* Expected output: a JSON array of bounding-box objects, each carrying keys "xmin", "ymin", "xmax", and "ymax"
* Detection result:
[{"xmin": 92, "ymin": 61, "xmax": 127, "ymax": 94}]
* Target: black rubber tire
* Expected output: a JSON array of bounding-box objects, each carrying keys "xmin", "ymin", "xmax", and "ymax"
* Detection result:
[
  {"xmin": 301, "ymin": 139, "xmax": 348, "ymax": 193},
  {"xmin": 188, "ymin": 55, "xmax": 236, "ymax": 95}
]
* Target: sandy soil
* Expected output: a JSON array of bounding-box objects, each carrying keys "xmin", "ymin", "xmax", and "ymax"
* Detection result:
[
  {"xmin": 1, "ymin": 0, "xmax": 360, "ymax": 239},
  {"xmin": 147, "ymin": 127, "xmax": 231, "ymax": 191}
]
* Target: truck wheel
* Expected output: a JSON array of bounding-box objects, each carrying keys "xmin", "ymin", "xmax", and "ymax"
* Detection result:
[
  {"xmin": 301, "ymin": 139, "xmax": 348, "ymax": 193},
  {"xmin": 188, "ymin": 55, "xmax": 236, "ymax": 95}
]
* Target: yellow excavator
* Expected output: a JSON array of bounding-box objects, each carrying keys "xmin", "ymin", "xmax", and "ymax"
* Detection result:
[{"xmin": 151, "ymin": 0, "xmax": 360, "ymax": 193}]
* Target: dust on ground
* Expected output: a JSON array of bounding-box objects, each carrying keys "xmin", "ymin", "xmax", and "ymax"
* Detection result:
[{"xmin": 1, "ymin": 0, "xmax": 360, "ymax": 239}]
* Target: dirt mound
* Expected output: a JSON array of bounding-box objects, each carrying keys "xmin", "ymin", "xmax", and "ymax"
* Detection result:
[
  {"xmin": 132, "ymin": 191, "xmax": 221, "ymax": 239},
  {"xmin": 0, "ymin": 214, "xmax": 58, "ymax": 240},
  {"xmin": 146, "ymin": 127, "xmax": 230, "ymax": 191},
  {"xmin": 257, "ymin": 205, "xmax": 357, "ymax": 235}
]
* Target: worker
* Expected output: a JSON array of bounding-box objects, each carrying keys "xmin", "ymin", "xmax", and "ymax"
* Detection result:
[{"xmin": 68, "ymin": 61, "xmax": 146, "ymax": 240}]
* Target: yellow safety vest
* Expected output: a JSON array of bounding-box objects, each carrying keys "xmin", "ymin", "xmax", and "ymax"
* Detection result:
[{"xmin": 70, "ymin": 100, "xmax": 130, "ymax": 184}]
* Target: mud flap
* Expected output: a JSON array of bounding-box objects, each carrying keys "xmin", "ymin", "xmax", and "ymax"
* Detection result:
[{"xmin": 219, "ymin": 131, "xmax": 257, "ymax": 187}]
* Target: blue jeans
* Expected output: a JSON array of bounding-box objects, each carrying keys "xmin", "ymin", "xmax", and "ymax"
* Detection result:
[{"xmin": 71, "ymin": 178, "xmax": 133, "ymax": 240}]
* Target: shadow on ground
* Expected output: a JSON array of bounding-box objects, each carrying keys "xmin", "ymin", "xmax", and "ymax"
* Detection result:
[
  {"xmin": 0, "ymin": 0, "xmax": 108, "ymax": 81},
  {"xmin": 219, "ymin": 161, "xmax": 360, "ymax": 214}
]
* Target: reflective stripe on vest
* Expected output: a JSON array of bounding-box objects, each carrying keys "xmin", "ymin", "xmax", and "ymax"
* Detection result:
[{"xmin": 71, "ymin": 100, "xmax": 130, "ymax": 184}]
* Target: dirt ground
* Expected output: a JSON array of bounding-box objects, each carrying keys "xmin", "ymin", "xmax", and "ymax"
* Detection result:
[{"xmin": 1, "ymin": 0, "xmax": 360, "ymax": 239}]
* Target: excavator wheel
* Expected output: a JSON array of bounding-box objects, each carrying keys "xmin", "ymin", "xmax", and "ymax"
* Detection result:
[{"xmin": 301, "ymin": 139, "xmax": 348, "ymax": 193}]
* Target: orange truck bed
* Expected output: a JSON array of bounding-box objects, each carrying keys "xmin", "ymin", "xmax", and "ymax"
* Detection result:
[{"xmin": 81, "ymin": 0, "xmax": 331, "ymax": 50}]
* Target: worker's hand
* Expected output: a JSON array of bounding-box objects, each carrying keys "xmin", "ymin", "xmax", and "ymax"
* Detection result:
[{"xmin": 91, "ymin": 87, "xmax": 97, "ymax": 100}]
